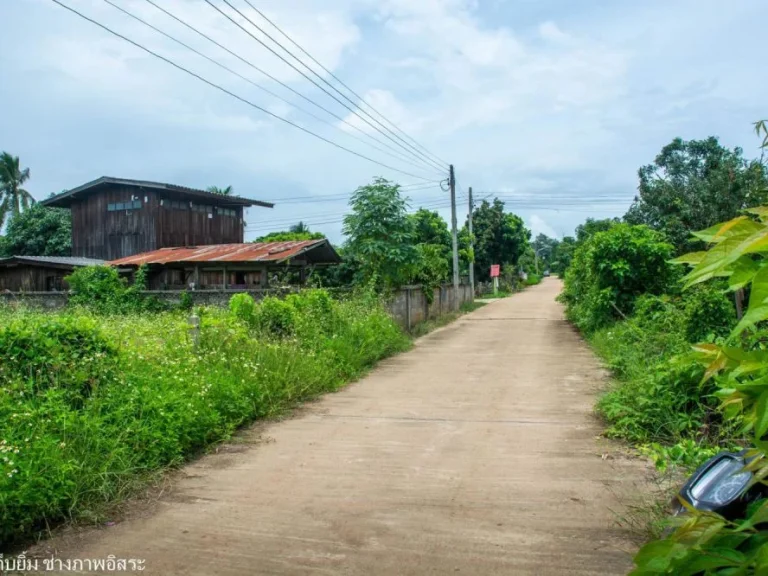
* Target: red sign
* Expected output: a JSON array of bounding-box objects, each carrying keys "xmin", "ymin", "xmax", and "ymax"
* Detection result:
[{"xmin": 490, "ymin": 264, "xmax": 500, "ymax": 278}]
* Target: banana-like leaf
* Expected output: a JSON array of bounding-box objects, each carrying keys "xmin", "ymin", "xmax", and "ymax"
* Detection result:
[
  {"xmin": 727, "ymin": 256, "xmax": 760, "ymax": 291},
  {"xmin": 691, "ymin": 216, "xmax": 763, "ymax": 244},
  {"xmin": 746, "ymin": 206, "xmax": 768, "ymax": 221},
  {"xmin": 683, "ymin": 235, "xmax": 756, "ymax": 288},
  {"xmin": 755, "ymin": 391, "xmax": 768, "ymax": 439},
  {"xmin": 732, "ymin": 267, "xmax": 768, "ymax": 336},
  {"xmin": 670, "ymin": 251, "xmax": 707, "ymax": 266}
]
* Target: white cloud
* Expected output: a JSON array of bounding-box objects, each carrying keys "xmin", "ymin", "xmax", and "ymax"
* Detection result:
[
  {"xmin": 528, "ymin": 214, "xmax": 560, "ymax": 239},
  {"xmin": 1, "ymin": 0, "xmax": 766, "ymax": 243}
]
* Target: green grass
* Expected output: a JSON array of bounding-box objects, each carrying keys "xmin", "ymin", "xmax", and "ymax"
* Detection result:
[{"xmin": 0, "ymin": 290, "xmax": 411, "ymax": 547}]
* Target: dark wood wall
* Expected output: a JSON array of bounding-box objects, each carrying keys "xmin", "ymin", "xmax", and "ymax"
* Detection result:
[
  {"xmin": 71, "ymin": 185, "xmax": 158, "ymax": 260},
  {"xmin": 70, "ymin": 184, "xmax": 245, "ymax": 260},
  {"xmin": 155, "ymin": 201, "xmax": 243, "ymax": 248},
  {"xmin": 0, "ymin": 265, "xmax": 69, "ymax": 291}
]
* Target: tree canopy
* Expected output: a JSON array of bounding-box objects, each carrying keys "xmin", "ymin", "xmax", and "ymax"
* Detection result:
[
  {"xmin": 1, "ymin": 203, "xmax": 71, "ymax": 257},
  {"xmin": 342, "ymin": 178, "xmax": 417, "ymax": 288},
  {"xmin": 206, "ymin": 185, "xmax": 233, "ymax": 196},
  {"xmin": 624, "ymin": 136, "xmax": 768, "ymax": 252},
  {"xmin": 470, "ymin": 199, "xmax": 530, "ymax": 281},
  {"xmin": 0, "ymin": 152, "xmax": 34, "ymax": 228}
]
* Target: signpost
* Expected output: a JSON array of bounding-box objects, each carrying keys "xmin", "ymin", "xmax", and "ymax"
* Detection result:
[{"xmin": 490, "ymin": 264, "xmax": 500, "ymax": 295}]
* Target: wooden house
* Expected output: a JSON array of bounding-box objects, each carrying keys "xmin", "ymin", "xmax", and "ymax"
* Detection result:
[
  {"xmin": 41, "ymin": 177, "xmax": 274, "ymax": 261},
  {"xmin": 109, "ymin": 240, "xmax": 341, "ymax": 290},
  {"xmin": 0, "ymin": 256, "xmax": 105, "ymax": 292}
]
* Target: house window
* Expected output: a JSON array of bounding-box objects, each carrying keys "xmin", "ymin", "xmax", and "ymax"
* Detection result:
[{"xmin": 108, "ymin": 200, "xmax": 141, "ymax": 212}]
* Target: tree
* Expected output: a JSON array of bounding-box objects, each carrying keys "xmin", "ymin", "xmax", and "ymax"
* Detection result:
[
  {"xmin": 255, "ymin": 230, "xmax": 325, "ymax": 242},
  {"xmin": 408, "ymin": 209, "xmax": 452, "ymax": 248},
  {"xmin": 561, "ymin": 224, "xmax": 675, "ymax": 332},
  {"xmin": 0, "ymin": 152, "xmax": 34, "ymax": 228},
  {"xmin": 408, "ymin": 208, "xmax": 452, "ymax": 276},
  {"xmin": 289, "ymin": 221, "xmax": 310, "ymax": 234},
  {"xmin": 206, "ymin": 185, "xmax": 233, "ymax": 196},
  {"xmin": 1, "ymin": 204, "xmax": 71, "ymax": 256},
  {"xmin": 342, "ymin": 178, "xmax": 417, "ymax": 288},
  {"xmin": 624, "ymin": 136, "xmax": 768, "ymax": 252},
  {"xmin": 550, "ymin": 236, "xmax": 576, "ymax": 276},
  {"xmin": 575, "ymin": 217, "xmax": 619, "ymax": 243},
  {"xmin": 531, "ymin": 233, "xmax": 559, "ymax": 272},
  {"xmin": 471, "ymin": 199, "xmax": 530, "ymax": 281}
]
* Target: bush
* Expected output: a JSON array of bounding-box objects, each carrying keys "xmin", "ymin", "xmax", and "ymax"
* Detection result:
[
  {"xmin": 681, "ymin": 284, "xmax": 736, "ymax": 342},
  {"xmin": 255, "ymin": 296, "xmax": 296, "ymax": 337},
  {"xmin": 0, "ymin": 293, "xmax": 411, "ymax": 545},
  {"xmin": 66, "ymin": 265, "xmax": 164, "ymax": 314},
  {"xmin": 561, "ymin": 224, "xmax": 676, "ymax": 333},
  {"xmin": 229, "ymin": 293, "xmax": 256, "ymax": 324},
  {"xmin": 524, "ymin": 273, "xmax": 541, "ymax": 286}
]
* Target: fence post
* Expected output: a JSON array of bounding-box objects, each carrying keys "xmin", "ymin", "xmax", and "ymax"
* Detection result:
[
  {"xmin": 188, "ymin": 314, "xmax": 200, "ymax": 349},
  {"xmin": 406, "ymin": 287, "xmax": 412, "ymax": 331}
]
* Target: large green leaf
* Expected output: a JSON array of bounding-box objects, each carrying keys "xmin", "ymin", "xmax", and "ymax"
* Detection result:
[
  {"xmin": 726, "ymin": 256, "xmax": 760, "ymax": 290},
  {"xmin": 746, "ymin": 206, "xmax": 768, "ymax": 222},
  {"xmin": 756, "ymin": 391, "xmax": 768, "ymax": 439},
  {"xmin": 683, "ymin": 235, "xmax": 757, "ymax": 288},
  {"xmin": 691, "ymin": 216, "xmax": 763, "ymax": 244},
  {"xmin": 670, "ymin": 251, "xmax": 707, "ymax": 266},
  {"xmin": 732, "ymin": 266, "xmax": 768, "ymax": 336}
]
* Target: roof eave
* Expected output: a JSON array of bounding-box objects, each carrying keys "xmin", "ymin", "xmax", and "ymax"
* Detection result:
[{"xmin": 41, "ymin": 177, "xmax": 274, "ymax": 209}]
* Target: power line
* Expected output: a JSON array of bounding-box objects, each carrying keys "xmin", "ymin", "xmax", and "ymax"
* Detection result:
[
  {"xmin": 246, "ymin": 197, "xmax": 453, "ymax": 230},
  {"xmin": 139, "ymin": 0, "xmax": 443, "ymax": 179},
  {"xmin": 209, "ymin": 0, "xmax": 447, "ymax": 175},
  {"xmin": 102, "ymin": 0, "xmax": 439, "ymax": 177},
  {"xmin": 245, "ymin": 197, "xmax": 456, "ymax": 232},
  {"xmin": 240, "ymin": 0, "xmax": 449, "ymax": 171},
  {"xmin": 50, "ymin": 0, "xmax": 439, "ymax": 182}
]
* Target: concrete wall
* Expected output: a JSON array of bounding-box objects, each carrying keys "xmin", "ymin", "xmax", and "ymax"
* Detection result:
[
  {"xmin": 387, "ymin": 284, "xmax": 474, "ymax": 331},
  {"xmin": 1, "ymin": 284, "xmax": 473, "ymax": 331}
]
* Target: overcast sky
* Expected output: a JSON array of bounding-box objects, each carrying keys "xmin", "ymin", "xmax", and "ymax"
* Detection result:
[{"xmin": 1, "ymin": 0, "xmax": 765, "ymax": 242}]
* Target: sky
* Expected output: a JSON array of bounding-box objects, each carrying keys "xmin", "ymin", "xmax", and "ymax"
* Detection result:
[{"xmin": 1, "ymin": 0, "xmax": 766, "ymax": 242}]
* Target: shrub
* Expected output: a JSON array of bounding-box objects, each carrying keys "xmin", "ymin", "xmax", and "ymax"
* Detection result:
[
  {"xmin": 66, "ymin": 265, "xmax": 126, "ymax": 310},
  {"xmin": 0, "ymin": 314, "xmax": 117, "ymax": 407},
  {"xmin": 229, "ymin": 293, "xmax": 256, "ymax": 324},
  {"xmin": 66, "ymin": 264, "xmax": 164, "ymax": 314},
  {"xmin": 681, "ymin": 284, "xmax": 736, "ymax": 342},
  {"xmin": 255, "ymin": 296, "xmax": 296, "ymax": 337},
  {"xmin": 524, "ymin": 273, "xmax": 541, "ymax": 286},
  {"xmin": 561, "ymin": 224, "xmax": 675, "ymax": 333}
]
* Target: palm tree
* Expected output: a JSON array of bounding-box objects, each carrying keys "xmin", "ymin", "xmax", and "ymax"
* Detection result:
[
  {"xmin": 206, "ymin": 185, "xmax": 233, "ymax": 196},
  {"xmin": 0, "ymin": 152, "xmax": 34, "ymax": 227},
  {"xmin": 290, "ymin": 221, "xmax": 310, "ymax": 234}
]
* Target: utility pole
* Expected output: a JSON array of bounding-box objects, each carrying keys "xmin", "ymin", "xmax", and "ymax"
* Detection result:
[
  {"xmin": 468, "ymin": 186, "xmax": 475, "ymax": 298},
  {"xmin": 449, "ymin": 165, "xmax": 460, "ymax": 309}
]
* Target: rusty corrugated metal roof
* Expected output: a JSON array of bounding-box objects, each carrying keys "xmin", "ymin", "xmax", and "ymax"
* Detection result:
[{"xmin": 109, "ymin": 240, "xmax": 337, "ymax": 266}]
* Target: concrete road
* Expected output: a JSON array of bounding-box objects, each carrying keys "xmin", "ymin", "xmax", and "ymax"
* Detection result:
[{"xmin": 43, "ymin": 279, "xmax": 648, "ymax": 575}]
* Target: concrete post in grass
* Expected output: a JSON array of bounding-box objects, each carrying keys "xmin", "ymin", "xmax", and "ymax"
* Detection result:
[{"xmin": 188, "ymin": 314, "xmax": 200, "ymax": 348}]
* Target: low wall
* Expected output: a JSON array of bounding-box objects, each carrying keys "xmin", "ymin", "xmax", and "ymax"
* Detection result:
[
  {"xmin": 1, "ymin": 284, "xmax": 473, "ymax": 331},
  {"xmin": 388, "ymin": 284, "xmax": 474, "ymax": 331}
]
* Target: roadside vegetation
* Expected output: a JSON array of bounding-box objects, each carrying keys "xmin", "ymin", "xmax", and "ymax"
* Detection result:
[
  {"xmin": 0, "ymin": 175, "xmax": 522, "ymax": 548},
  {"xmin": 0, "ymin": 288, "xmax": 410, "ymax": 546},
  {"xmin": 558, "ymin": 126, "xmax": 768, "ymax": 572}
]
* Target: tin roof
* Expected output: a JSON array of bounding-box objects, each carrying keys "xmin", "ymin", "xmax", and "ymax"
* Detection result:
[
  {"xmin": 109, "ymin": 240, "xmax": 341, "ymax": 267},
  {"xmin": 0, "ymin": 255, "xmax": 106, "ymax": 268},
  {"xmin": 41, "ymin": 177, "xmax": 274, "ymax": 209}
]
